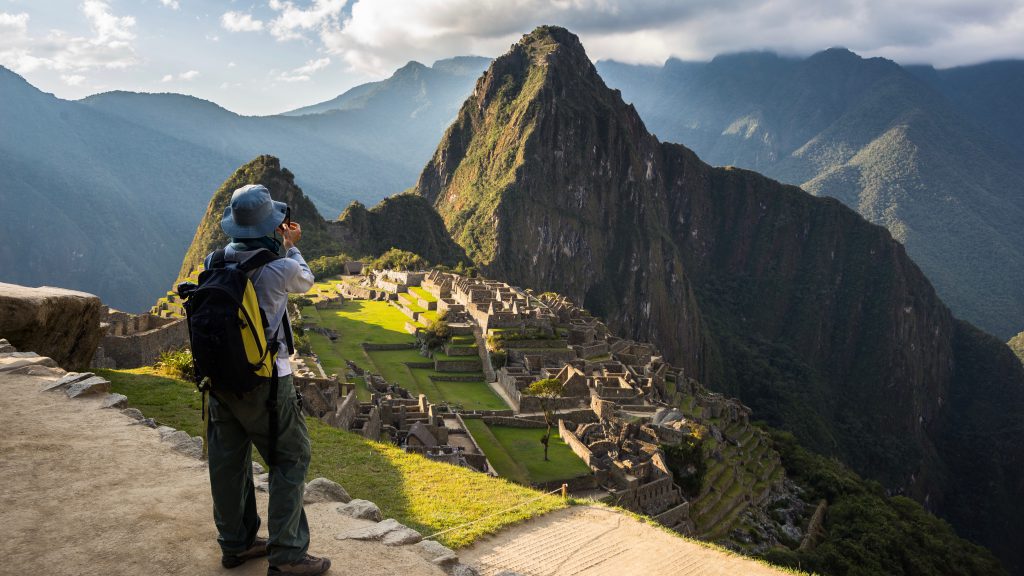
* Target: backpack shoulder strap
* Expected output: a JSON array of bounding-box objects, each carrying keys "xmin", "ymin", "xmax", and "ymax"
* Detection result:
[
  {"xmin": 237, "ymin": 248, "xmax": 281, "ymax": 273},
  {"xmin": 208, "ymin": 249, "xmax": 228, "ymax": 270}
]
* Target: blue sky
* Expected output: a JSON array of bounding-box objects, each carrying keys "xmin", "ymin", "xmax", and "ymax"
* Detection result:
[{"xmin": 3, "ymin": 0, "xmax": 1023, "ymax": 115}]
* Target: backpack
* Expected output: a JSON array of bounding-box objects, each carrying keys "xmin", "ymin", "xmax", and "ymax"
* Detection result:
[
  {"xmin": 177, "ymin": 248, "xmax": 287, "ymax": 464},
  {"xmin": 179, "ymin": 248, "xmax": 281, "ymax": 395}
]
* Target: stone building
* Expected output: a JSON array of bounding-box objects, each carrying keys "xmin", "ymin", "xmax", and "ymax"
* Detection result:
[{"xmin": 92, "ymin": 308, "xmax": 188, "ymax": 369}]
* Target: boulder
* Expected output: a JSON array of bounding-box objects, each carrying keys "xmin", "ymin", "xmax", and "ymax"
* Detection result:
[
  {"xmin": 0, "ymin": 354, "xmax": 59, "ymax": 374},
  {"xmin": 41, "ymin": 372, "xmax": 94, "ymax": 392},
  {"xmin": 0, "ymin": 283, "xmax": 103, "ymax": 370},
  {"xmin": 454, "ymin": 565, "xmax": 482, "ymax": 576},
  {"xmin": 252, "ymin": 461, "xmax": 265, "ymax": 475},
  {"xmin": 161, "ymin": 429, "xmax": 203, "ymax": 459},
  {"xmin": 6, "ymin": 363, "xmax": 65, "ymax": 377},
  {"xmin": 303, "ymin": 477, "xmax": 351, "ymax": 504},
  {"xmin": 336, "ymin": 499, "xmax": 382, "ymax": 521},
  {"xmin": 100, "ymin": 393, "xmax": 128, "ymax": 409},
  {"xmin": 416, "ymin": 540, "xmax": 458, "ymax": 566},
  {"xmin": 65, "ymin": 376, "xmax": 111, "ymax": 398},
  {"xmin": 336, "ymin": 518, "xmax": 421, "ymax": 545},
  {"xmin": 0, "ymin": 338, "xmax": 14, "ymax": 353},
  {"xmin": 121, "ymin": 407, "xmax": 144, "ymax": 421}
]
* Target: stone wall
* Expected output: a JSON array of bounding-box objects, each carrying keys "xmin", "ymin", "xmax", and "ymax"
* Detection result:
[
  {"xmin": 362, "ymin": 342, "xmax": 417, "ymax": 351},
  {"xmin": 518, "ymin": 394, "xmax": 587, "ymax": 414},
  {"xmin": 99, "ymin": 317, "xmax": 188, "ymax": 369},
  {"xmin": 444, "ymin": 345, "xmax": 478, "ymax": 357},
  {"xmin": 558, "ymin": 420, "xmax": 609, "ymax": 484},
  {"xmin": 434, "ymin": 359, "xmax": 482, "ymax": 372},
  {"xmin": 361, "ymin": 405, "xmax": 381, "ymax": 441},
  {"xmin": 591, "ymin": 396, "xmax": 617, "ymax": 421},
  {"xmin": 456, "ymin": 413, "xmax": 497, "ymax": 475},
  {"xmin": 482, "ymin": 416, "xmax": 546, "ymax": 428},
  {"xmin": 324, "ymin": 392, "xmax": 359, "ymax": 430},
  {"xmin": 507, "ymin": 348, "xmax": 577, "ymax": 365}
]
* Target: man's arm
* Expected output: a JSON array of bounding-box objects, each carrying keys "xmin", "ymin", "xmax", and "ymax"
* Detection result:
[
  {"xmin": 280, "ymin": 222, "xmax": 315, "ymax": 293},
  {"xmin": 284, "ymin": 246, "xmax": 315, "ymax": 294}
]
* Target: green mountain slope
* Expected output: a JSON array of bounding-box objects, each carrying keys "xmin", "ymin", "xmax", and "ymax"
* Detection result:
[
  {"xmin": 415, "ymin": 26, "xmax": 1024, "ymax": 573},
  {"xmin": 596, "ymin": 53, "xmax": 1024, "ymax": 340},
  {"xmin": 909, "ymin": 60, "xmax": 1024, "ymax": 154},
  {"xmin": 178, "ymin": 155, "xmax": 465, "ymax": 283}
]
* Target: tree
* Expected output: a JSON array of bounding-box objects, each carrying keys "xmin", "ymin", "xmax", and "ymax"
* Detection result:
[{"xmin": 524, "ymin": 377, "xmax": 565, "ymax": 461}]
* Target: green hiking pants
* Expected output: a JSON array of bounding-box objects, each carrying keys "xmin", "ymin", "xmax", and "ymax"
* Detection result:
[{"xmin": 207, "ymin": 375, "xmax": 311, "ymax": 565}]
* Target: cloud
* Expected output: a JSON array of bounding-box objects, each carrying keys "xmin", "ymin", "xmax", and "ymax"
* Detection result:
[
  {"xmin": 277, "ymin": 56, "xmax": 331, "ymax": 81},
  {"xmin": 268, "ymin": 0, "xmax": 347, "ymax": 41},
  {"xmin": 310, "ymin": 0, "xmax": 1024, "ymax": 76},
  {"xmin": 159, "ymin": 0, "xmax": 180, "ymax": 10},
  {"xmin": 0, "ymin": 2, "xmax": 136, "ymax": 74},
  {"xmin": 0, "ymin": 11, "xmax": 29, "ymax": 32},
  {"xmin": 61, "ymin": 73, "xmax": 86, "ymax": 85},
  {"xmin": 162, "ymin": 70, "xmax": 199, "ymax": 82},
  {"xmin": 221, "ymin": 11, "xmax": 264, "ymax": 32}
]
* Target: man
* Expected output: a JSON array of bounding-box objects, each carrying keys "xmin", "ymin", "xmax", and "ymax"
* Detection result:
[{"xmin": 206, "ymin": 184, "xmax": 330, "ymax": 575}]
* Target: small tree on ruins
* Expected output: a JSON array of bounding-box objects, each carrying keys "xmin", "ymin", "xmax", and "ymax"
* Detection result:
[{"xmin": 524, "ymin": 377, "xmax": 565, "ymax": 462}]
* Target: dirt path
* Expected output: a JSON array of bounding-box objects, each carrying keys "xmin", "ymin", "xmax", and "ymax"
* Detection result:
[
  {"xmin": 0, "ymin": 372, "xmax": 445, "ymax": 576},
  {"xmin": 460, "ymin": 506, "xmax": 791, "ymax": 576}
]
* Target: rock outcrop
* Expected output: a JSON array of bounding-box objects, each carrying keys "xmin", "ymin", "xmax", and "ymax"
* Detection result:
[
  {"xmin": 1009, "ymin": 331, "xmax": 1024, "ymax": 365},
  {"xmin": 0, "ymin": 283, "xmax": 103, "ymax": 370}
]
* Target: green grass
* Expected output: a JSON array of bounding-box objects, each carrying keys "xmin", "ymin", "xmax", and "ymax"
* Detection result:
[
  {"xmin": 398, "ymin": 292, "xmax": 427, "ymax": 313},
  {"xmin": 318, "ymin": 300, "xmax": 414, "ymax": 355},
  {"xmin": 301, "ymin": 300, "xmax": 418, "ymax": 401},
  {"xmin": 462, "ymin": 418, "xmax": 529, "ymax": 484},
  {"xmin": 97, "ymin": 367, "xmax": 203, "ymax": 435},
  {"xmin": 301, "ymin": 300, "xmax": 502, "ymax": 409},
  {"xmin": 97, "ymin": 368, "xmax": 566, "ymax": 548},
  {"xmin": 411, "ymin": 370, "xmax": 507, "ymax": 411},
  {"xmin": 490, "ymin": 425, "xmax": 592, "ymax": 484},
  {"xmin": 462, "ymin": 420, "xmax": 590, "ymax": 485},
  {"xmin": 367, "ymin": 349, "xmax": 428, "ymax": 382},
  {"xmin": 408, "ymin": 286, "xmax": 437, "ymax": 302}
]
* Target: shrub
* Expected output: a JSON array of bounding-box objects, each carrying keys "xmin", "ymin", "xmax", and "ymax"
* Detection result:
[
  {"xmin": 288, "ymin": 294, "xmax": 314, "ymax": 308},
  {"xmin": 490, "ymin": 350, "xmax": 508, "ymax": 369},
  {"xmin": 294, "ymin": 331, "xmax": 313, "ymax": 355},
  {"xmin": 156, "ymin": 348, "xmax": 195, "ymax": 382},
  {"xmin": 307, "ymin": 253, "xmax": 354, "ymax": 278},
  {"xmin": 370, "ymin": 248, "xmax": 429, "ymax": 271}
]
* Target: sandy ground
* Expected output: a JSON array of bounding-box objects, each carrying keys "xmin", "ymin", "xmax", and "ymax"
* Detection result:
[
  {"xmin": 0, "ymin": 371, "xmax": 446, "ymax": 576},
  {"xmin": 460, "ymin": 506, "xmax": 791, "ymax": 576}
]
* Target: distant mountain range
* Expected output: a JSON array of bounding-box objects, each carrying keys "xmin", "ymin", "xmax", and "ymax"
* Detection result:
[
  {"xmin": 0, "ymin": 57, "xmax": 488, "ymax": 312},
  {"xmin": 595, "ymin": 52, "xmax": 1024, "ymax": 339}
]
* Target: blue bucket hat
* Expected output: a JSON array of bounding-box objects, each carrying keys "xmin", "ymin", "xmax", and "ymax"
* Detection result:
[{"xmin": 220, "ymin": 184, "xmax": 288, "ymax": 238}]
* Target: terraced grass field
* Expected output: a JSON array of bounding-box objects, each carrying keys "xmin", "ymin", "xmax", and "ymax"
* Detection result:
[
  {"xmin": 462, "ymin": 419, "xmax": 590, "ymax": 485},
  {"xmin": 304, "ymin": 299, "xmax": 507, "ymax": 409}
]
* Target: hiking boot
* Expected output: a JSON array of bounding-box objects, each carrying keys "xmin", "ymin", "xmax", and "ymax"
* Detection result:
[
  {"xmin": 267, "ymin": 554, "xmax": 331, "ymax": 575},
  {"xmin": 222, "ymin": 536, "xmax": 269, "ymax": 569}
]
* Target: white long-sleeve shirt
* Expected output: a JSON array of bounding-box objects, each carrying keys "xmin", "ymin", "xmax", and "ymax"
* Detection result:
[{"xmin": 206, "ymin": 246, "xmax": 315, "ymax": 376}]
